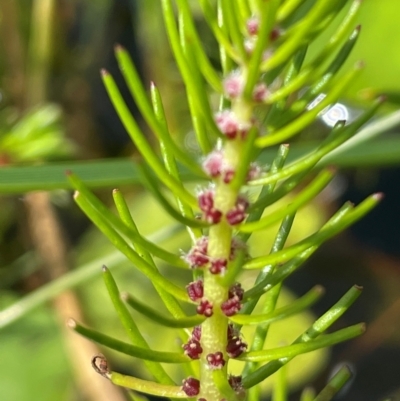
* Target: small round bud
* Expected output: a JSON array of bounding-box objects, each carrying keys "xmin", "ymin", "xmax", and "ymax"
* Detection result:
[
  {"xmin": 206, "ymin": 352, "xmax": 226, "ymax": 369},
  {"xmin": 223, "ymin": 71, "xmax": 243, "ymax": 99},
  {"xmin": 192, "ymin": 326, "xmax": 202, "ymax": 341},
  {"xmin": 246, "ymin": 17, "xmax": 259, "ymax": 35},
  {"xmin": 226, "ymin": 337, "xmax": 247, "ymax": 358},
  {"xmin": 186, "ymin": 280, "xmax": 204, "ymax": 301},
  {"xmin": 228, "ymin": 282, "xmax": 244, "ymax": 301},
  {"xmin": 221, "ymin": 296, "xmax": 241, "ymax": 317},
  {"xmin": 209, "ymin": 258, "xmax": 227, "ymax": 275},
  {"xmin": 182, "ymin": 377, "xmax": 200, "ymax": 396},
  {"xmin": 183, "ymin": 236, "xmax": 209, "ymax": 269},
  {"xmin": 197, "ymin": 300, "xmax": 213, "ymax": 317},
  {"xmin": 183, "ymin": 338, "xmax": 203, "ymax": 359}
]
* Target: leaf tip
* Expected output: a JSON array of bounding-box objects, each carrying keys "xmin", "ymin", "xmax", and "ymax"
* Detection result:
[
  {"xmin": 102, "ymin": 265, "xmax": 108, "ymax": 273},
  {"xmin": 100, "ymin": 68, "xmax": 110, "ymax": 77},
  {"xmin": 67, "ymin": 318, "xmax": 77, "ymax": 329},
  {"xmin": 91, "ymin": 354, "xmax": 111, "ymax": 378},
  {"xmin": 114, "ymin": 43, "xmax": 124, "ymax": 53},
  {"xmin": 372, "ymin": 192, "xmax": 384, "ymax": 201}
]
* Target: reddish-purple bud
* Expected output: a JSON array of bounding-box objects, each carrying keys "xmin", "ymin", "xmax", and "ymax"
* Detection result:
[
  {"xmin": 197, "ymin": 189, "xmax": 222, "ymax": 224},
  {"xmin": 196, "ymin": 236, "xmax": 209, "ymax": 253},
  {"xmin": 226, "ymin": 208, "xmax": 246, "ymax": 225},
  {"xmin": 226, "ymin": 336, "xmax": 247, "ymax": 358},
  {"xmin": 226, "ymin": 195, "xmax": 249, "ymax": 225},
  {"xmin": 228, "ymin": 282, "xmax": 244, "ymax": 301},
  {"xmin": 215, "ymin": 110, "xmax": 240, "ymax": 139},
  {"xmin": 209, "ymin": 258, "xmax": 227, "ymax": 275},
  {"xmin": 182, "ymin": 377, "xmax": 200, "ymax": 396},
  {"xmin": 246, "ymin": 17, "xmax": 259, "ymax": 35},
  {"xmin": 270, "ymin": 27, "xmax": 280, "ymax": 41},
  {"xmin": 223, "ymin": 72, "xmax": 243, "ymax": 99},
  {"xmin": 192, "ymin": 326, "xmax": 201, "ymax": 341},
  {"xmin": 204, "ymin": 209, "xmax": 223, "ymax": 224},
  {"xmin": 206, "ymin": 352, "xmax": 226, "ymax": 369},
  {"xmin": 223, "ymin": 168, "xmax": 235, "ymax": 184},
  {"xmin": 186, "ymin": 280, "xmax": 204, "ymax": 301},
  {"xmin": 198, "ymin": 189, "xmax": 215, "ymax": 212},
  {"xmin": 221, "ymin": 296, "xmax": 241, "ymax": 317},
  {"xmin": 252, "ymin": 83, "xmax": 269, "ymax": 102},
  {"xmin": 184, "ymin": 250, "xmax": 209, "ymax": 269},
  {"xmin": 184, "ymin": 237, "xmax": 209, "ymax": 269},
  {"xmin": 202, "ymin": 150, "xmax": 223, "ymax": 178},
  {"xmin": 197, "ymin": 300, "xmax": 213, "ymax": 317},
  {"xmin": 215, "ymin": 110, "xmax": 252, "ymax": 139},
  {"xmin": 183, "ymin": 338, "xmax": 203, "ymax": 359},
  {"xmin": 229, "ymin": 375, "xmax": 243, "ymax": 392}
]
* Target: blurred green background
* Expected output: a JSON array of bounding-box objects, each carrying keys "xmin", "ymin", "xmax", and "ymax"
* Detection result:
[{"xmin": 1, "ymin": 1, "xmax": 400, "ymax": 401}]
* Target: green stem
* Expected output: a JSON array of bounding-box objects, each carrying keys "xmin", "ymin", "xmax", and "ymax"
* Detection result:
[{"xmin": 111, "ymin": 372, "xmax": 187, "ymax": 397}]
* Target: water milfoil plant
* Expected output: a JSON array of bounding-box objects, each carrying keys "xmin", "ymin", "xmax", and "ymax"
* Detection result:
[{"xmin": 68, "ymin": 1, "xmax": 382, "ymax": 400}]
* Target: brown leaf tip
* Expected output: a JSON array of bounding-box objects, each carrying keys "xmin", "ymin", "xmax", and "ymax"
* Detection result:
[{"xmin": 91, "ymin": 354, "xmax": 110, "ymax": 378}]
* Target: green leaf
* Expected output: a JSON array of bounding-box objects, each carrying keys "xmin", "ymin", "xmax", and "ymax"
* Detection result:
[
  {"xmin": 123, "ymin": 292, "xmax": 205, "ymax": 328},
  {"xmin": 138, "ymin": 163, "xmax": 209, "ymax": 229},
  {"xmin": 0, "ymin": 223, "xmax": 182, "ymax": 330},
  {"xmin": 111, "ymin": 372, "xmax": 187, "ymax": 397},
  {"xmin": 313, "ymin": 365, "xmax": 352, "ymax": 401},
  {"xmin": 240, "ymin": 168, "xmax": 335, "ymax": 233},
  {"xmin": 115, "ymin": 46, "xmax": 205, "ymax": 178},
  {"xmin": 257, "ymin": 65, "xmax": 362, "ymax": 147},
  {"xmin": 244, "ymin": 193, "xmax": 382, "ymax": 270},
  {"xmin": 101, "ymin": 70, "xmax": 197, "ymax": 207},
  {"xmin": 112, "ymin": 189, "xmax": 188, "ymax": 319},
  {"xmin": 74, "ymin": 192, "xmax": 190, "ymax": 302},
  {"xmin": 239, "ymin": 323, "xmax": 364, "ymax": 362},
  {"xmin": 241, "ymin": 285, "xmax": 363, "ymax": 388},
  {"xmin": 68, "ymin": 172, "xmax": 187, "ymax": 268},
  {"xmin": 230, "ymin": 285, "xmax": 324, "ymax": 325},
  {"xmin": 68, "ymin": 319, "xmax": 190, "ymax": 363}
]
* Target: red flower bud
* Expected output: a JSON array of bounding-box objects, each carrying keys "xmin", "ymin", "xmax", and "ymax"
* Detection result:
[
  {"xmin": 182, "ymin": 377, "xmax": 200, "ymax": 396},
  {"xmin": 197, "ymin": 300, "xmax": 213, "ymax": 317},
  {"xmin": 206, "ymin": 352, "xmax": 226, "ymax": 369},
  {"xmin": 183, "ymin": 338, "xmax": 203, "ymax": 359}
]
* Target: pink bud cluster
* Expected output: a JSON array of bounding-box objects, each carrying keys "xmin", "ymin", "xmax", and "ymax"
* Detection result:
[
  {"xmin": 221, "ymin": 282, "xmax": 244, "ymax": 316},
  {"xmin": 198, "ymin": 188, "xmax": 222, "ymax": 224},
  {"xmin": 215, "ymin": 110, "xmax": 252, "ymax": 139},
  {"xmin": 182, "ymin": 377, "xmax": 200, "ymax": 397},
  {"xmin": 226, "ymin": 323, "xmax": 247, "ymax": 358},
  {"xmin": 197, "ymin": 299, "xmax": 213, "ymax": 317},
  {"xmin": 184, "ymin": 236, "xmax": 247, "ymax": 273},
  {"xmin": 223, "ymin": 73, "xmax": 269, "ymax": 103},
  {"xmin": 183, "ymin": 326, "xmax": 203, "ymax": 359},
  {"xmin": 226, "ymin": 195, "xmax": 249, "ymax": 226},
  {"xmin": 197, "ymin": 189, "xmax": 249, "ymax": 226},
  {"xmin": 202, "ymin": 149, "xmax": 262, "ymax": 183},
  {"xmin": 206, "ymin": 351, "xmax": 225, "ymax": 369},
  {"xmin": 229, "ymin": 375, "xmax": 245, "ymax": 398}
]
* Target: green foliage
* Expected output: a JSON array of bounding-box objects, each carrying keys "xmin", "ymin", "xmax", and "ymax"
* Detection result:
[
  {"xmin": 1, "ymin": 1, "xmax": 392, "ymax": 401},
  {"xmin": 64, "ymin": 1, "xmax": 385, "ymax": 400}
]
